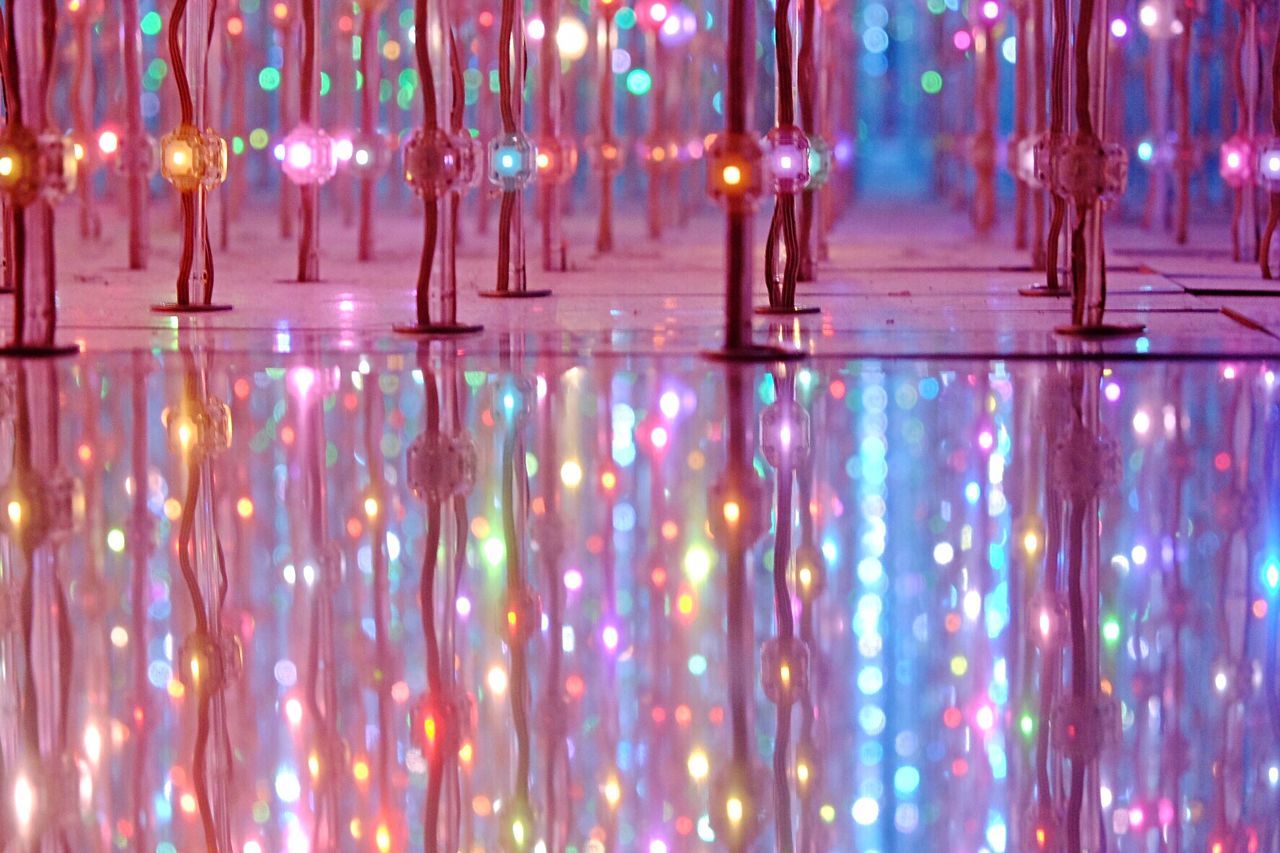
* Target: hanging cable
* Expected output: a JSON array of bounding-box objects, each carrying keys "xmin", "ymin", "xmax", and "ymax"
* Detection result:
[
  {"xmin": 1261, "ymin": 21, "xmax": 1280, "ymax": 278},
  {"xmin": 765, "ymin": 0, "xmax": 801, "ymax": 307},
  {"xmin": 1044, "ymin": 0, "xmax": 1069, "ymax": 292},
  {"xmin": 495, "ymin": 0, "xmax": 519, "ymax": 292}
]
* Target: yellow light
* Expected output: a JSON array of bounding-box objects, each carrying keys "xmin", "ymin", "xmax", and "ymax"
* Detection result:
[
  {"xmin": 68, "ymin": 0, "xmax": 82, "ymax": 11},
  {"xmin": 687, "ymin": 749, "xmax": 709, "ymax": 780},
  {"xmin": 170, "ymin": 149, "xmax": 188, "ymax": 169},
  {"xmin": 536, "ymin": 152, "xmax": 551, "ymax": 170},
  {"xmin": 13, "ymin": 773, "xmax": 34, "ymax": 832},
  {"xmin": 179, "ymin": 792, "xmax": 197, "ymax": 814},
  {"xmin": 726, "ymin": 796, "xmax": 744, "ymax": 825},
  {"xmin": 796, "ymin": 761, "xmax": 810, "ymax": 784},
  {"xmin": 780, "ymin": 662, "xmax": 792, "ymax": 689},
  {"xmin": 236, "ymin": 497, "xmax": 254, "ymax": 518},
  {"xmin": 602, "ymin": 471, "xmax": 617, "ymax": 490},
  {"xmin": 376, "ymin": 824, "xmax": 392, "ymax": 852},
  {"xmin": 652, "ymin": 147, "xmax": 666, "ymax": 162},
  {"xmin": 603, "ymin": 776, "xmax": 621, "ymax": 807},
  {"xmin": 6, "ymin": 501, "xmax": 21, "ymax": 526},
  {"xmin": 798, "ymin": 566, "xmax": 813, "ymax": 588},
  {"xmin": 189, "ymin": 654, "xmax": 202, "ymax": 684},
  {"xmin": 459, "ymin": 742, "xmax": 473, "ymax": 764},
  {"xmin": 364, "ymin": 496, "xmax": 379, "ymax": 519},
  {"xmin": 0, "ymin": 156, "xmax": 14, "ymax": 177},
  {"xmin": 167, "ymin": 679, "xmax": 185, "ymax": 699},
  {"xmin": 273, "ymin": 1, "xmax": 289, "ymax": 19},
  {"xmin": 84, "ymin": 723, "xmax": 103, "ymax": 765},
  {"xmin": 512, "ymin": 819, "xmax": 526, "ymax": 846},
  {"xmin": 723, "ymin": 500, "xmax": 741, "ymax": 525},
  {"xmin": 722, "ymin": 164, "xmax": 742, "ymax": 186},
  {"xmin": 382, "ymin": 41, "xmax": 401, "ymax": 60},
  {"xmin": 73, "ymin": 142, "xmax": 85, "ymax": 161},
  {"xmin": 353, "ymin": 759, "xmax": 370, "ymax": 782},
  {"xmin": 560, "ymin": 460, "xmax": 583, "ymax": 488},
  {"xmin": 1022, "ymin": 530, "xmax": 1040, "ymax": 555},
  {"xmin": 350, "ymin": 818, "xmax": 363, "ymax": 839},
  {"xmin": 308, "ymin": 751, "xmax": 321, "ymax": 779},
  {"xmin": 285, "ymin": 697, "xmax": 304, "ymax": 726},
  {"xmin": 486, "ymin": 665, "xmax": 509, "ymax": 695}
]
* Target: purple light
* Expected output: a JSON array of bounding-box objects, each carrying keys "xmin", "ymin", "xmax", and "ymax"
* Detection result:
[
  {"xmin": 953, "ymin": 30, "xmax": 973, "ymax": 51},
  {"xmin": 565, "ymin": 569, "xmax": 583, "ymax": 591},
  {"xmin": 602, "ymin": 625, "xmax": 620, "ymax": 651}
]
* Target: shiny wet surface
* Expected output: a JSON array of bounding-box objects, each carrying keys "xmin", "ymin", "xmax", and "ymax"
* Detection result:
[{"xmin": 0, "ymin": 348, "xmax": 1276, "ymax": 851}]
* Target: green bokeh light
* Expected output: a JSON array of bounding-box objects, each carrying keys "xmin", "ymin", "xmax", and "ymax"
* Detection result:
[
  {"xmin": 625, "ymin": 68, "xmax": 652, "ymax": 96},
  {"xmin": 259, "ymin": 67, "xmax": 282, "ymax": 91}
]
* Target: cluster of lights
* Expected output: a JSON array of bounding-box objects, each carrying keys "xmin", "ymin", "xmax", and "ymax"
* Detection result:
[
  {"xmin": 534, "ymin": 136, "xmax": 580, "ymax": 184},
  {"xmin": 277, "ymin": 125, "xmax": 339, "ymax": 186},
  {"xmin": 0, "ymin": 127, "xmax": 78, "ymax": 207},
  {"xmin": 487, "ymin": 133, "xmax": 538, "ymax": 191},
  {"xmin": 763, "ymin": 126, "xmax": 813, "ymax": 194},
  {"xmin": 706, "ymin": 133, "xmax": 764, "ymax": 211},
  {"xmin": 160, "ymin": 124, "xmax": 228, "ymax": 193}
]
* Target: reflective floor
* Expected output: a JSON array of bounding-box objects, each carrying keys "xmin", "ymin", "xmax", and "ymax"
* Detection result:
[{"xmin": 0, "ymin": 345, "xmax": 1276, "ymax": 851}]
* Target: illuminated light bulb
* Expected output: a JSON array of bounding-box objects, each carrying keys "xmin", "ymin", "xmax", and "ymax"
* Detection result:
[
  {"xmin": 364, "ymin": 496, "xmax": 379, "ymax": 519},
  {"xmin": 1138, "ymin": 3, "xmax": 1158, "ymax": 27},
  {"xmin": 98, "ymin": 130, "xmax": 120, "ymax": 156},
  {"xmin": 161, "ymin": 125, "xmax": 228, "ymax": 191},
  {"xmin": 353, "ymin": 759, "xmax": 370, "ymax": 782},
  {"xmin": 375, "ymin": 825, "xmax": 392, "ymax": 852},
  {"xmin": 526, "ymin": 17, "xmax": 546, "ymax": 40},
  {"xmin": 1257, "ymin": 140, "xmax": 1280, "ymax": 191},
  {"xmin": 602, "ymin": 625, "xmax": 620, "ymax": 651},
  {"xmin": 723, "ymin": 166, "xmax": 742, "ymax": 184},
  {"xmin": 557, "ymin": 17, "xmax": 590, "ymax": 61},
  {"xmin": 650, "ymin": 2, "xmax": 668, "ymax": 20},
  {"xmin": 14, "ymin": 773, "xmax": 35, "ymax": 832},
  {"xmin": 723, "ymin": 500, "xmax": 741, "ymax": 525},
  {"xmin": 227, "ymin": 16, "xmax": 244, "ymax": 36},
  {"xmin": 1109, "ymin": 17, "xmax": 1128, "ymax": 38},
  {"xmin": 6, "ymin": 501, "xmax": 21, "ymax": 526},
  {"xmin": 603, "ymin": 776, "xmax": 622, "ymax": 807},
  {"xmin": 981, "ymin": 0, "xmax": 999, "ymax": 19},
  {"xmin": 84, "ymin": 723, "xmax": 103, "ymax": 765},
  {"xmin": 0, "ymin": 156, "xmax": 14, "ymax": 177},
  {"xmin": 73, "ymin": 142, "xmax": 86, "ymax": 161},
  {"xmin": 486, "ymin": 665, "xmax": 509, "ymax": 695},
  {"xmin": 285, "ymin": 697, "xmax": 304, "ymax": 726},
  {"xmin": 512, "ymin": 819, "xmax": 526, "ymax": 846},
  {"xmin": 726, "ymin": 796, "xmax": 744, "ymax": 825},
  {"xmin": 487, "ymin": 133, "xmax": 537, "ymax": 190},
  {"xmin": 273, "ymin": 1, "xmax": 290, "ymax": 20},
  {"xmin": 279, "ymin": 125, "xmax": 338, "ymax": 185},
  {"xmin": 687, "ymin": 749, "xmax": 710, "ymax": 780},
  {"xmin": 334, "ymin": 138, "xmax": 355, "ymax": 162},
  {"xmin": 1022, "ymin": 530, "xmax": 1040, "ymax": 555},
  {"xmin": 763, "ymin": 125, "xmax": 812, "ymax": 193},
  {"xmin": 796, "ymin": 762, "xmax": 810, "ymax": 783},
  {"xmin": 1038, "ymin": 610, "xmax": 1052, "ymax": 638},
  {"xmin": 1220, "ymin": 136, "xmax": 1252, "ymax": 187}
]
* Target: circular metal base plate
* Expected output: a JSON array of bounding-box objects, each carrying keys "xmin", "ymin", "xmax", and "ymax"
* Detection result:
[
  {"xmin": 479, "ymin": 289, "xmax": 553, "ymax": 299},
  {"xmin": 754, "ymin": 305, "xmax": 821, "ymax": 316},
  {"xmin": 0, "ymin": 343, "xmax": 81, "ymax": 359},
  {"xmin": 1054, "ymin": 322, "xmax": 1146, "ymax": 339},
  {"xmin": 393, "ymin": 323, "xmax": 485, "ymax": 336},
  {"xmin": 702, "ymin": 344, "xmax": 807, "ymax": 363},
  {"xmin": 1018, "ymin": 285, "xmax": 1070, "ymax": 298},
  {"xmin": 151, "ymin": 303, "xmax": 234, "ymax": 314}
]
